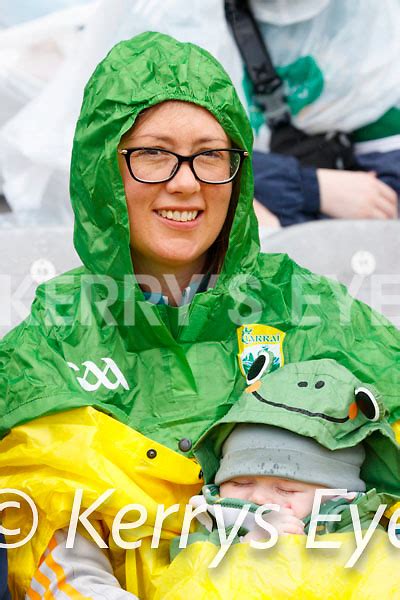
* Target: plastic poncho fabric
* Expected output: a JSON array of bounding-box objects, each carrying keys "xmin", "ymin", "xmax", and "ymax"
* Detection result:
[
  {"xmin": 248, "ymin": 0, "xmax": 400, "ymax": 140},
  {"xmin": 153, "ymin": 532, "xmax": 400, "ymax": 600},
  {"xmin": 0, "ymin": 31, "xmax": 400, "ymax": 597}
]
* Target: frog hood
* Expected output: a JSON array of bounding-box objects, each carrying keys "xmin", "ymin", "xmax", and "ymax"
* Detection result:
[
  {"xmin": 70, "ymin": 31, "xmax": 256, "ymax": 281},
  {"xmin": 195, "ymin": 358, "xmax": 400, "ymax": 497}
]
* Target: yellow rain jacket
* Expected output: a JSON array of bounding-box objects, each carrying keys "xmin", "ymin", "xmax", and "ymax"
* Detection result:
[
  {"xmin": 153, "ymin": 532, "xmax": 400, "ymax": 599},
  {"xmin": 0, "ymin": 408, "xmax": 201, "ymax": 598}
]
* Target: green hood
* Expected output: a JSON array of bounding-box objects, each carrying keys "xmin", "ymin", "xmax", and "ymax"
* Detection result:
[
  {"xmin": 71, "ymin": 31, "xmax": 257, "ymax": 281},
  {"xmin": 1, "ymin": 33, "xmax": 400, "ymax": 456},
  {"xmin": 195, "ymin": 359, "xmax": 400, "ymax": 498}
]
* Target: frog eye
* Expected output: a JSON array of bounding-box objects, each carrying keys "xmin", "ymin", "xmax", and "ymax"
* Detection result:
[
  {"xmin": 246, "ymin": 352, "xmax": 271, "ymax": 385},
  {"xmin": 355, "ymin": 387, "xmax": 380, "ymax": 421}
]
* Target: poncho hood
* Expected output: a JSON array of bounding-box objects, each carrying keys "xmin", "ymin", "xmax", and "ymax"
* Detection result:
[{"xmin": 70, "ymin": 31, "xmax": 257, "ymax": 282}]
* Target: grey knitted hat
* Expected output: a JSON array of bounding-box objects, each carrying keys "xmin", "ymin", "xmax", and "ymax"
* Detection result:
[{"xmin": 215, "ymin": 424, "xmax": 366, "ymax": 491}]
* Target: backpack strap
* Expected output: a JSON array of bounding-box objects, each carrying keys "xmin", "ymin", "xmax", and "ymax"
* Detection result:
[{"xmin": 224, "ymin": 0, "xmax": 290, "ymax": 126}]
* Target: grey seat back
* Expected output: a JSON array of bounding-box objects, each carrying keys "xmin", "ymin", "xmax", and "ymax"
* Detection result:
[
  {"xmin": 0, "ymin": 226, "xmax": 79, "ymax": 337},
  {"xmin": 262, "ymin": 220, "xmax": 400, "ymax": 327}
]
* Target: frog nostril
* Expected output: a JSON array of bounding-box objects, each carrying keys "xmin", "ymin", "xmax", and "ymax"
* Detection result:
[
  {"xmin": 298, "ymin": 381, "xmax": 308, "ymax": 387},
  {"xmin": 315, "ymin": 380, "xmax": 325, "ymax": 389}
]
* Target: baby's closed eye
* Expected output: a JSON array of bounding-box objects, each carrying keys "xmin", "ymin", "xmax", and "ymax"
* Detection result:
[
  {"xmin": 231, "ymin": 480, "xmax": 253, "ymax": 487},
  {"xmin": 277, "ymin": 487, "xmax": 296, "ymax": 495}
]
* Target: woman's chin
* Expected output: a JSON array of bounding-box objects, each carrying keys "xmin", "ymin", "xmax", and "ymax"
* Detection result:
[
  {"xmin": 132, "ymin": 244, "xmax": 207, "ymax": 275},
  {"xmin": 156, "ymin": 249, "xmax": 206, "ymax": 272}
]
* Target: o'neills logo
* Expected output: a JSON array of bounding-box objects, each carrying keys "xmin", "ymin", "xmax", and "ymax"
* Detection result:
[{"xmin": 237, "ymin": 324, "xmax": 286, "ymax": 376}]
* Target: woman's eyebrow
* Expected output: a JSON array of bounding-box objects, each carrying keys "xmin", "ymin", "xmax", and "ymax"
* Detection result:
[
  {"xmin": 127, "ymin": 134, "xmax": 229, "ymax": 145},
  {"xmin": 195, "ymin": 137, "xmax": 229, "ymax": 145}
]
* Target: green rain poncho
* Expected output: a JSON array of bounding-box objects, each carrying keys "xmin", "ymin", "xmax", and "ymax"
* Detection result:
[{"xmin": 0, "ymin": 31, "xmax": 399, "ymax": 597}]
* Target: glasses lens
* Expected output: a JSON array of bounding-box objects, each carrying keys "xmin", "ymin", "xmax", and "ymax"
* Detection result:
[
  {"xmin": 129, "ymin": 149, "xmax": 178, "ymax": 182},
  {"xmin": 193, "ymin": 150, "xmax": 241, "ymax": 183}
]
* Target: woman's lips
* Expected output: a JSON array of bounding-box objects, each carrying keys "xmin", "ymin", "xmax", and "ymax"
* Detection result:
[{"xmin": 153, "ymin": 209, "xmax": 204, "ymax": 230}]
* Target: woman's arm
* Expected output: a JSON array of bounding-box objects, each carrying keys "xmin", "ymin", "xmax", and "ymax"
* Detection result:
[
  {"xmin": 26, "ymin": 529, "xmax": 138, "ymax": 600},
  {"xmin": 253, "ymin": 151, "xmax": 320, "ymax": 226},
  {"xmin": 253, "ymin": 149, "xmax": 399, "ymax": 224}
]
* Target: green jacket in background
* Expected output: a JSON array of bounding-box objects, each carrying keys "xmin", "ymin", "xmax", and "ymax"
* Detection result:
[{"xmin": 0, "ymin": 32, "xmax": 399, "ymax": 454}]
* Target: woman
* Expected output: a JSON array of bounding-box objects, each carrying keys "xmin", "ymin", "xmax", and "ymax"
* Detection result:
[{"xmin": 0, "ymin": 32, "xmax": 399, "ymax": 597}]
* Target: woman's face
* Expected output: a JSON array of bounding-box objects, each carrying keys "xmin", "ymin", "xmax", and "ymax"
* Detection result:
[{"xmin": 118, "ymin": 101, "xmax": 232, "ymax": 275}]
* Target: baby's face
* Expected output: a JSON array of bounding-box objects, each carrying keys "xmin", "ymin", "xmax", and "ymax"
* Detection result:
[{"xmin": 219, "ymin": 475, "xmax": 327, "ymax": 519}]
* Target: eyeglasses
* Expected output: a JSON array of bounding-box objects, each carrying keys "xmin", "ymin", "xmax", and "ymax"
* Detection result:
[{"xmin": 118, "ymin": 147, "xmax": 248, "ymax": 184}]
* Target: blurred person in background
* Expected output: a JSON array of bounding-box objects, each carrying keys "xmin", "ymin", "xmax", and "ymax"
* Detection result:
[
  {"xmin": 0, "ymin": 0, "xmax": 398, "ymax": 233},
  {"xmin": 0, "ymin": 0, "xmax": 96, "ymax": 219},
  {"xmin": 0, "ymin": 0, "xmax": 92, "ymax": 27},
  {"xmin": 226, "ymin": 0, "xmax": 400, "ymax": 226}
]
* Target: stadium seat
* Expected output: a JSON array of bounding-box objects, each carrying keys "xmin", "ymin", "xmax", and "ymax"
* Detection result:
[
  {"xmin": 0, "ymin": 225, "xmax": 78, "ymax": 336},
  {"xmin": 262, "ymin": 220, "xmax": 400, "ymax": 327}
]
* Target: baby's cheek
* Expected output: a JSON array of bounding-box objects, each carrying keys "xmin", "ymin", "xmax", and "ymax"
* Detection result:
[
  {"xmin": 294, "ymin": 494, "xmax": 315, "ymax": 519},
  {"xmin": 219, "ymin": 483, "xmax": 230, "ymax": 497},
  {"xmin": 219, "ymin": 483, "xmax": 243, "ymax": 499}
]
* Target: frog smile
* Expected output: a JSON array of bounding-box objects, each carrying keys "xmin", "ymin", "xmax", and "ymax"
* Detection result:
[{"xmin": 252, "ymin": 391, "xmax": 350, "ymax": 423}]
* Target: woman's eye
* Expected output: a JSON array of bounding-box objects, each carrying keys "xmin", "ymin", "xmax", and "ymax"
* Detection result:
[
  {"xmin": 133, "ymin": 148, "xmax": 166, "ymax": 158},
  {"xmin": 202, "ymin": 150, "xmax": 223, "ymax": 158},
  {"xmin": 277, "ymin": 488, "xmax": 294, "ymax": 495},
  {"xmin": 232, "ymin": 481, "xmax": 251, "ymax": 487}
]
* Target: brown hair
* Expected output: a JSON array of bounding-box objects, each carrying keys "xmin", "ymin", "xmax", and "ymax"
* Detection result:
[{"xmin": 204, "ymin": 176, "xmax": 241, "ymax": 275}]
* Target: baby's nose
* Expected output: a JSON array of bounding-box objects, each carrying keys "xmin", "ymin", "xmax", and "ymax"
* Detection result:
[{"xmin": 249, "ymin": 490, "xmax": 279, "ymax": 506}]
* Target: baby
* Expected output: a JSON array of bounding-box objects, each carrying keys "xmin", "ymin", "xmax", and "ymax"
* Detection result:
[
  {"xmin": 211, "ymin": 423, "xmax": 365, "ymax": 540},
  {"xmin": 169, "ymin": 357, "xmax": 400, "ymax": 583},
  {"xmin": 179, "ymin": 356, "xmax": 392, "ymax": 548}
]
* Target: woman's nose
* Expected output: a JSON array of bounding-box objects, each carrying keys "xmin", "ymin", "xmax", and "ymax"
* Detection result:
[{"xmin": 165, "ymin": 163, "xmax": 201, "ymax": 194}]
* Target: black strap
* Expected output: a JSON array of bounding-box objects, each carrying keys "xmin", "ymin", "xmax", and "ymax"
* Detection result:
[
  {"xmin": 224, "ymin": 0, "xmax": 358, "ymax": 170},
  {"xmin": 224, "ymin": 0, "xmax": 290, "ymax": 126}
]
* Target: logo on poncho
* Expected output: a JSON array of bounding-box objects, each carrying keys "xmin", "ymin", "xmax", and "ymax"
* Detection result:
[
  {"xmin": 237, "ymin": 324, "xmax": 286, "ymax": 376},
  {"xmin": 67, "ymin": 358, "xmax": 129, "ymax": 392}
]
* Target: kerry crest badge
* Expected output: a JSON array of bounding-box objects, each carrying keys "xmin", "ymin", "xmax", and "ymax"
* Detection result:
[{"xmin": 237, "ymin": 324, "xmax": 286, "ymax": 376}]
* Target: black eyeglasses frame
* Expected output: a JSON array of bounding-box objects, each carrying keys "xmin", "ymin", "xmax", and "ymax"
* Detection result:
[{"xmin": 118, "ymin": 147, "xmax": 249, "ymax": 184}]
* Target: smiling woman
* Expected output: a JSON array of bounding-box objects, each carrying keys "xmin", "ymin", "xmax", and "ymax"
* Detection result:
[
  {"xmin": 117, "ymin": 101, "xmax": 238, "ymax": 298},
  {"xmin": 0, "ymin": 31, "xmax": 400, "ymax": 599}
]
